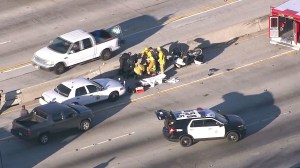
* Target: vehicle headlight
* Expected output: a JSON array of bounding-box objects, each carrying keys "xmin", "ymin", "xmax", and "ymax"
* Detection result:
[
  {"xmin": 32, "ymin": 54, "xmax": 37, "ymax": 60},
  {"xmin": 45, "ymin": 60, "xmax": 55, "ymax": 66}
]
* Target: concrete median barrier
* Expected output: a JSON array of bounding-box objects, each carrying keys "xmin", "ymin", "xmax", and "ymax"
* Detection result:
[{"xmin": 18, "ymin": 15, "xmax": 269, "ymax": 105}]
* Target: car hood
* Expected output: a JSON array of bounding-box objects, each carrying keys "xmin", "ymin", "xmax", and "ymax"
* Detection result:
[
  {"xmin": 225, "ymin": 114, "xmax": 245, "ymax": 126},
  {"xmin": 93, "ymin": 78, "xmax": 123, "ymax": 89},
  {"xmin": 42, "ymin": 89, "xmax": 68, "ymax": 103},
  {"xmin": 35, "ymin": 47, "xmax": 64, "ymax": 61}
]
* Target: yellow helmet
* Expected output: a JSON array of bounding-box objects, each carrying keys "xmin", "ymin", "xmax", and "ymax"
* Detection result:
[
  {"xmin": 144, "ymin": 47, "xmax": 149, "ymax": 51},
  {"xmin": 157, "ymin": 47, "xmax": 161, "ymax": 51}
]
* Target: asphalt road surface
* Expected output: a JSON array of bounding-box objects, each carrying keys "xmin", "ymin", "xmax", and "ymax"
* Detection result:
[
  {"xmin": 1, "ymin": 30, "xmax": 300, "ymax": 167},
  {"xmin": 0, "ymin": 0, "xmax": 285, "ymax": 92},
  {"xmin": 1, "ymin": 0, "xmax": 298, "ymax": 168}
]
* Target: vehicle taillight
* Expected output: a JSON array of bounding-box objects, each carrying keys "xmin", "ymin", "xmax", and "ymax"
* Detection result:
[
  {"xmin": 25, "ymin": 130, "xmax": 32, "ymax": 136},
  {"xmin": 169, "ymin": 128, "xmax": 176, "ymax": 134}
]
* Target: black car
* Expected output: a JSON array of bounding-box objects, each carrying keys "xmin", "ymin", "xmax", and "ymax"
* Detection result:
[
  {"xmin": 155, "ymin": 107, "xmax": 246, "ymax": 147},
  {"xmin": 11, "ymin": 102, "xmax": 94, "ymax": 144}
]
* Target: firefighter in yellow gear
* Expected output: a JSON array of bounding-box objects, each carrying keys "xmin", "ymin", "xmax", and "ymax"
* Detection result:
[
  {"xmin": 141, "ymin": 47, "xmax": 156, "ymax": 75},
  {"xmin": 157, "ymin": 47, "xmax": 166, "ymax": 74},
  {"xmin": 141, "ymin": 47, "xmax": 149, "ymax": 56},
  {"xmin": 134, "ymin": 64, "xmax": 145, "ymax": 77}
]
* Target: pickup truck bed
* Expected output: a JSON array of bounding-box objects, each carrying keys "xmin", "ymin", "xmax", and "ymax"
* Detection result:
[
  {"xmin": 16, "ymin": 114, "xmax": 44, "ymax": 127},
  {"xmin": 90, "ymin": 30, "xmax": 113, "ymax": 44}
]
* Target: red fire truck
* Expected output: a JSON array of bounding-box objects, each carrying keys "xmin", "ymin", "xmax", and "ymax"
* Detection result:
[{"xmin": 269, "ymin": 0, "xmax": 300, "ymax": 50}]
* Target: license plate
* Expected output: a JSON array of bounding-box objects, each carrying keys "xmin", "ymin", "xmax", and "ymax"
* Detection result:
[{"xmin": 34, "ymin": 65, "xmax": 40, "ymax": 69}]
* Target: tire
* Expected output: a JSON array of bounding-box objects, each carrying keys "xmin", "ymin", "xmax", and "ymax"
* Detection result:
[
  {"xmin": 101, "ymin": 49, "xmax": 112, "ymax": 61},
  {"xmin": 54, "ymin": 63, "xmax": 66, "ymax": 75},
  {"xmin": 226, "ymin": 131, "xmax": 240, "ymax": 142},
  {"xmin": 38, "ymin": 133, "xmax": 49, "ymax": 145},
  {"xmin": 194, "ymin": 47, "xmax": 203, "ymax": 56},
  {"xmin": 108, "ymin": 91, "xmax": 119, "ymax": 102},
  {"xmin": 180, "ymin": 136, "xmax": 193, "ymax": 147},
  {"xmin": 80, "ymin": 120, "xmax": 91, "ymax": 131}
]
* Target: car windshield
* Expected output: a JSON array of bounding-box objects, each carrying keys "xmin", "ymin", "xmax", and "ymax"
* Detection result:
[
  {"xmin": 215, "ymin": 112, "xmax": 228, "ymax": 124},
  {"xmin": 54, "ymin": 84, "xmax": 71, "ymax": 97},
  {"xmin": 48, "ymin": 37, "xmax": 71, "ymax": 54},
  {"xmin": 90, "ymin": 80, "xmax": 103, "ymax": 88},
  {"xmin": 66, "ymin": 104, "xmax": 80, "ymax": 114}
]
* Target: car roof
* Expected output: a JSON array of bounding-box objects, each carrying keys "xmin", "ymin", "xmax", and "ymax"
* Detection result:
[
  {"xmin": 61, "ymin": 78, "xmax": 93, "ymax": 89},
  {"xmin": 35, "ymin": 102, "xmax": 69, "ymax": 115},
  {"xmin": 173, "ymin": 108, "xmax": 216, "ymax": 120},
  {"xmin": 60, "ymin": 29, "xmax": 91, "ymax": 43}
]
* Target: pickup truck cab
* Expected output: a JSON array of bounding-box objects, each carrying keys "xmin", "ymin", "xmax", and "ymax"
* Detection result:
[
  {"xmin": 11, "ymin": 102, "xmax": 94, "ymax": 144},
  {"xmin": 32, "ymin": 26, "xmax": 122, "ymax": 74}
]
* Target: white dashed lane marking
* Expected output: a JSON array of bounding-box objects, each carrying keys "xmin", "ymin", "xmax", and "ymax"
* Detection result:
[{"xmin": 76, "ymin": 132, "xmax": 135, "ymax": 151}]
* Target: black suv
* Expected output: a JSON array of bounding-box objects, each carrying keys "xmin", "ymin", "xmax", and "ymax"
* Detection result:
[{"xmin": 155, "ymin": 108, "xmax": 246, "ymax": 147}]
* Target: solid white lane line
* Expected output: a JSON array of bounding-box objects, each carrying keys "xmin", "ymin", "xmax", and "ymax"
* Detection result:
[
  {"xmin": 0, "ymin": 40, "xmax": 11, "ymax": 45},
  {"xmin": 76, "ymin": 132, "xmax": 135, "ymax": 151}
]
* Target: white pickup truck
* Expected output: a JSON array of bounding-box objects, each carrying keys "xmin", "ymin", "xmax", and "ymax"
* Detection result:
[{"xmin": 32, "ymin": 26, "xmax": 122, "ymax": 74}]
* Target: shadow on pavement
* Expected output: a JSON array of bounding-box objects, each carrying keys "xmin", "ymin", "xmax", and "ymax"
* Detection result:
[
  {"xmin": 0, "ymin": 90, "xmax": 20, "ymax": 115},
  {"xmin": 194, "ymin": 37, "xmax": 239, "ymax": 63},
  {"xmin": 211, "ymin": 91, "xmax": 280, "ymax": 137},
  {"xmin": 290, "ymin": 162, "xmax": 300, "ymax": 168},
  {"xmin": 150, "ymin": 91, "xmax": 281, "ymax": 167},
  {"xmin": 112, "ymin": 14, "xmax": 172, "ymax": 56},
  {"xmin": 94, "ymin": 156, "xmax": 116, "ymax": 168}
]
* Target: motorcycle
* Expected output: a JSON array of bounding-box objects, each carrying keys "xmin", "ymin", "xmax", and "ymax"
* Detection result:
[{"xmin": 171, "ymin": 47, "xmax": 203, "ymax": 68}]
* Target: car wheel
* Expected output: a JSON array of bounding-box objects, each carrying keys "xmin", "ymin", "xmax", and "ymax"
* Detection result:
[
  {"xmin": 80, "ymin": 120, "xmax": 91, "ymax": 131},
  {"xmin": 108, "ymin": 91, "xmax": 119, "ymax": 102},
  {"xmin": 38, "ymin": 133, "xmax": 49, "ymax": 145},
  {"xmin": 194, "ymin": 47, "xmax": 203, "ymax": 56},
  {"xmin": 101, "ymin": 49, "xmax": 112, "ymax": 60},
  {"xmin": 54, "ymin": 63, "xmax": 66, "ymax": 75},
  {"xmin": 180, "ymin": 136, "xmax": 193, "ymax": 147},
  {"xmin": 226, "ymin": 131, "xmax": 240, "ymax": 142}
]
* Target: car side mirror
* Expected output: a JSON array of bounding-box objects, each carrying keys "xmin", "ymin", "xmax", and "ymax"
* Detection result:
[{"xmin": 217, "ymin": 122, "xmax": 223, "ymax": 127}]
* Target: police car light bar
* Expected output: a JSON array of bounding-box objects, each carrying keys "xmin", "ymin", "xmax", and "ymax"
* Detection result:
[{"xmin": 173, "ymin": 108, "xmax": 215, "ymax": 120}]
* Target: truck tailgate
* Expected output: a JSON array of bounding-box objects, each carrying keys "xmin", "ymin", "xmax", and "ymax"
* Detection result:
[{"xmin": 11, "ymin": 117, "xmax": 34, "ymax": 139}]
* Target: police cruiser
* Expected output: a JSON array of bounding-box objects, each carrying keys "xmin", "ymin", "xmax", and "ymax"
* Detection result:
[{"xmin": 155, "ymin": 108, "xmax": 246, "ymax": 147}]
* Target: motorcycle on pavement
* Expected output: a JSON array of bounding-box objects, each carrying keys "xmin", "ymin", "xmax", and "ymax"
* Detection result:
[{"xmin": 171, "ymin": 47, "xmax": 203, "ymax": 68}]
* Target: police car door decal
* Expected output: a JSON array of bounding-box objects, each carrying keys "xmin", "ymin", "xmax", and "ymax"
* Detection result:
[
  {"xmin": 188, "ymin": 120, "xmax": 212, "ymax": 139},
  {"xmin": 205, "ymin": 119, "xmax": 225, "ymax": 138}
]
